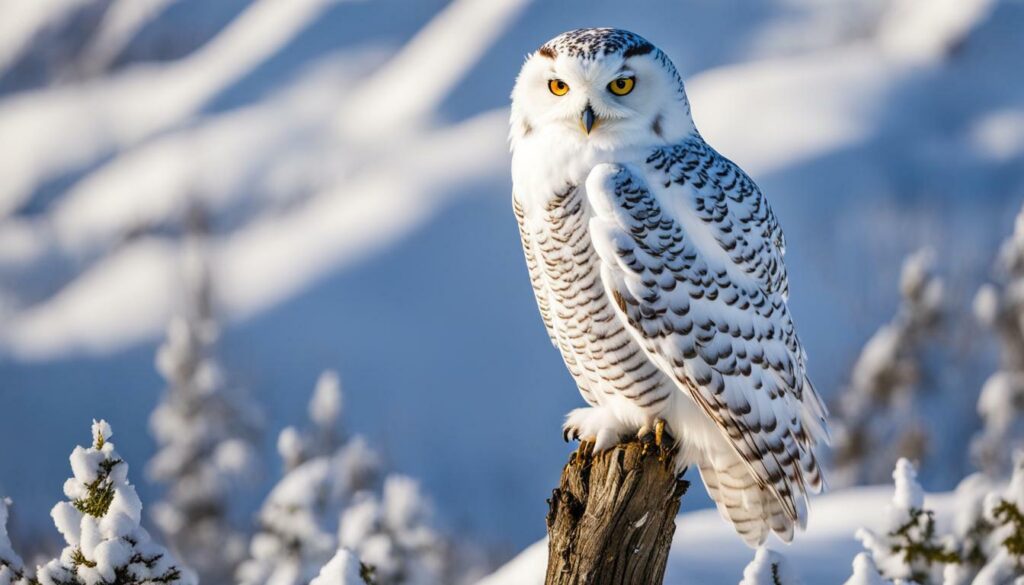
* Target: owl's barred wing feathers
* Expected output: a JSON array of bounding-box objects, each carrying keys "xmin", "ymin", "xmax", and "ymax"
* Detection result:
[
  {"xmin": 647, "ymin": 142, "xmax": 789, "ymax": 300},
  {"xmin": 585, "ymin": 142, "xmax": 828, "ymax": 544}
]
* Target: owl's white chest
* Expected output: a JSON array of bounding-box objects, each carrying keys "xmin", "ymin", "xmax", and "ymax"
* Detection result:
[{"xmin": 512, "ymin": 135, "xmax": 676, "ymax": 423}]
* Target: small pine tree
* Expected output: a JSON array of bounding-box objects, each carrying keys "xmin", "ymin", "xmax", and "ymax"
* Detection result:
[
  {"xmin": 973, "ymin": 451, "xmax": 1024, "ymax": 582},
  {"xmin": 36, "ymin": 420, "xmax": 196, "ymax": 585},
  {"xmin": 241, "ymin": 372, "xmax": 453, "ymax": 585},
  {"xmin": 971, "ymin": 206, "xmax": 1024, "ymax": 476},
  {"xmin": 278, "ymin": 371, "xmax": 344, "ymax": 473},
  {"xmin": 147, "ymin": 209, "xmax": 262, "ymax": 583},
  {"xmin": 738, "ymin": 548, "xmax": 802, "ymax": 585},
  {"xmin": 338, "ymin": 476, "xmax": 447, "ymax": 585},
  {"xmin": 237, "ymin": 373, "xmax": 381, "ymax": 585},
  {"xmin": 832, "ymin": 249, "xmax": 968, "ymax": 487},
  {"xmin": 856, "ymin": 458, "xmax": 959, "ymax": 584},
  {"xmin": 0, "ymin": 498, "xmax": 31, "ymax": 585}
]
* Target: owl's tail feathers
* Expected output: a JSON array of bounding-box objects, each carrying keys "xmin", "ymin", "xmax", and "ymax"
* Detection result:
[{"xmin": 698, "ymin": 451, "xmax": 802, "ymax": 548}]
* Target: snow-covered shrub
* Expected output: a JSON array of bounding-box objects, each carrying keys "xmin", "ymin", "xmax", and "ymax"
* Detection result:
[
  {"xmin": 856, "ymin": 458, "xmax": 959, "ymax": 584},
  {"xmin": 36, "ymin": 420, "xmax": 196, "ymax": 585},
  {"xmin": 739, "ymin": 547, "xmax": 802, "ymax": 584},
  {"xmin": 852, "ymin": 455, "xmax": 1024, "ymax": 584},
  {"xmin": 972, "ymin": 207, "xmax": 1024, "ymax": 476},
  {"xmin": 147, "ymin": 216, "xmax": 262, "ymax": 582},
  {"xmin": 833, "ymin": 249, "xmax": 948, "ymax": 486},
  {"xmin": 0, "ymin": 498, "xmax": 31, "ymax": 585}
]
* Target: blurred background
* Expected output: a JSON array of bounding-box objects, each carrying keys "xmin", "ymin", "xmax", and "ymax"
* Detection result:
[{"xmin": 0, "ymin": 0, "xmax": 1022, "ymax": 578}]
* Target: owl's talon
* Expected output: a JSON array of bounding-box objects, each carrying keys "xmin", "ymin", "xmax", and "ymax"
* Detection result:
[
  {"xmin": 637, "ymin": 426, "xmax": 655, "ymax": 454},
  {"xmin": 573, "ymin": 439, "xmax": 594, "ymax": 465},
  {"xmin": 654, "ymin": 418, "xmax": 666, "ymax": 448}
]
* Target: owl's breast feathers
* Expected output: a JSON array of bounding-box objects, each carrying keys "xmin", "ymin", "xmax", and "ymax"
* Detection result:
[{"xmin": 514, "ymin": 182, "xmax": 671, "ymax": 410}]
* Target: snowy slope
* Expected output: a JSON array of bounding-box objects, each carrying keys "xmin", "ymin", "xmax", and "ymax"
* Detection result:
[{"xmin": 477, "ymin": 486, "xmax": 957, "ymax": 585}]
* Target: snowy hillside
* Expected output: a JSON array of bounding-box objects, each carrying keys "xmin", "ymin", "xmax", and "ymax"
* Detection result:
[
  {"xmin": 477, "ymin": 486, "xmax": 957, "ymax": 585},
  {"xmin": 1, "ymin": 0, "xmax": 1022, "ymax": 563}
]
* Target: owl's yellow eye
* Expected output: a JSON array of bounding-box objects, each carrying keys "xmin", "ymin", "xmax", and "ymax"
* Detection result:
[
  {"xmin": 608, "ymin": 77, "xmax": 635, "ymax": 96},
  {"xmin": 548, "ymin": 79, "xmax": 569, "ymax": 96}
]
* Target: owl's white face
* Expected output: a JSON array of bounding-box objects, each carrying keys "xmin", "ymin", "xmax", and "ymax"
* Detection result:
[{"xmin": 510, "ymin": 30, "xmax": 695, "ymax": 153}]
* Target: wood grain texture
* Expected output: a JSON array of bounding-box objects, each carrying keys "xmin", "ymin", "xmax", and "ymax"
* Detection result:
[{"xmin": 545, "ymin": 440, "xmax": 689, "ymax": 585}]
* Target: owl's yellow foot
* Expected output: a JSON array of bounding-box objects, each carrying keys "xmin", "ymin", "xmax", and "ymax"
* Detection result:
[{"xmin": 644, "ymin": 418, "xmax": 676, "ymax": 466}]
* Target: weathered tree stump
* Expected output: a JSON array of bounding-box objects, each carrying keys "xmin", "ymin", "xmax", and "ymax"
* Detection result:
[{"xmin": 545, "ymin": 440, "xmax": 689, "ymax": 585}]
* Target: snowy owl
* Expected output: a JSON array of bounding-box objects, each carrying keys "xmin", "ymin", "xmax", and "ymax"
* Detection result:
[{"xmin": 510, "ymin": 28, "xmax": 830, "ymax": 546}]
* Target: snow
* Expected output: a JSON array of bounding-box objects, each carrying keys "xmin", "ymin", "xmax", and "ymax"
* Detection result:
[
  {"xmin": 740, "ymin": 548, "xmax": 803, "ymax": 584},
  {"xmin": 310, "ymin": 549, "xmax": 366, "ymax": 585},
  {"xmin": 337, "ymin": 0, "xmax": 530, "ymax": 139},
  {"xmin": 0, "ymin": 498, "xmax": 28, "ymax": 585},
  {"xmin": 875, "ymin": 0, "xmax": 995, "ymax": 62},
  {"xmin": 0, "ymin": 106, "xmax": 510, "ymax": 359},
  {"xmin": 0, "ymin": 0, "xmax": 94, "ymax": 76},
  {"xmin": 478, "ymin": 485, "xmax": 958, "ymax": 585},
  {"xmin": 891, "ymin": 458, "xmax": 925, "ymax": 512},
  {"xmin": 0, "ymin": 0, "xmax": 343, "ymax": 217},
  {"xmin": 76, "ymin": 0, "xmax": 178, "ymax": 76},
  {"xmin": 310, "ymin": 370, "xmax": 343, "ymax": 431},
  {"xmin": 843, "ymin": 554, "xmax": 888, "ymax": 585}
]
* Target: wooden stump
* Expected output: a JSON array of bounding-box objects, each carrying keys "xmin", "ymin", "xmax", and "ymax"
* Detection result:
[{"xmin": 544, "ymin": 440, "xmax": 689, "ymax": 585}]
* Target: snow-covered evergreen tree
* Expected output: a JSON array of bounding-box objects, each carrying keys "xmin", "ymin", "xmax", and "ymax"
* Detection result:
[
  {"xmin": 238, "ymin": 371, "xmax": 380, "ymax": 585},
  {"xmin": 849, "ymin": 454, "xmax": 1024, "ymax": 585},
  {"xmin": 972, "ymin": 206, "xmax": 1024, "ymax": 477},
  {"xmin": 237, "ymin": 436, "xmax": 380, "ymax": 585},
  {"xmin": 338, "ymin": 476, "xmax": 446, "ymax": 585},
  {"xmin": 0, "ymin": 498, "xmax": 31, "ymax": 585},
  {"xmin": 147, "ymin": 208, "xmax": 262, "ymax": 583},
  {"xmin": 739, "ymin": 547, "xmax": 802, "ymax": 585},
  {"xmin": 36, "ymin": 420, "xmax": 197, "ymax": 585},
  {"xmin": 972, "ymin": 451, "xmax": 1024, "ymax": 583},
  {"xmin": 833, "ymin": 249, "xmax": 947, "ymax": 486},
  {"xmin": 843, "ymin": 553, "xmax": 891, "ymax": 585},
  {"xmin": 240, "ymin": 371, "xmax": 453, "ymax": 585},
  {"xmin": 856, "ymin": 458, "xmax": 959, "ymax": 584}
]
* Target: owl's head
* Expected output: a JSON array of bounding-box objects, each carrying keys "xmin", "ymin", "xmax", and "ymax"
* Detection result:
[{"xmin": 510, "ymin": 28, "xmax": 696, "ymax": 151}]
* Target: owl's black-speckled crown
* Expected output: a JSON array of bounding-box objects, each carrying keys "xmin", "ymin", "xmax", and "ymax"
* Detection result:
[{"xmin": 539, "ymin": 28, "xmax": 654, "ymax": 60}]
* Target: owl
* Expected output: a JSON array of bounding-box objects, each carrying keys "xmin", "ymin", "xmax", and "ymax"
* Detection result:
[{"xmin": 509, "ymin": 28, "xmax": 830, "ymax": 546}]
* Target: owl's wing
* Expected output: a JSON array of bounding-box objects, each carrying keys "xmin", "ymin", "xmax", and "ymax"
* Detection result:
[{"xmin": 585, "ymin": 142, "xmax": 829, "ymax": 529}]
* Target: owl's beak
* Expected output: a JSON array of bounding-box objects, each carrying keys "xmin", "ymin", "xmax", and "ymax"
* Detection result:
[{"xmin": 581, "ymin": 104, "xmax": 597, "ymax": 134}]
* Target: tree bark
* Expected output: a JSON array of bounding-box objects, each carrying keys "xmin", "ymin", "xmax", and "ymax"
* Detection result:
[{"xmin": 544, "ymin": 439, "xmax": 689, "ymax": 585}]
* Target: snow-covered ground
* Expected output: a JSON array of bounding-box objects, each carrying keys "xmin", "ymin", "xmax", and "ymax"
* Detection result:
[
  {"xmin": 477, "ymin": 486, "xmax": 957, "ymax": 585},
  {"xmin": 1, "ymin": 0, "xmax": 1022, "ymax": 566}
]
